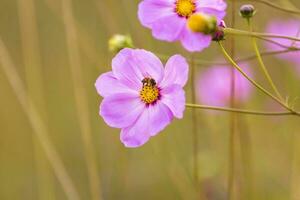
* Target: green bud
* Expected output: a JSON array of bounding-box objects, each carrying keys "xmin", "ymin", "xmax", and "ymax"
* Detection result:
[
  {"xmin": 108, "ymin": 34, "xmax": 134, "ymax": 53},
  {"xmin": 187, "ymin": 13, "xmax": 217, "ymax": 35}
]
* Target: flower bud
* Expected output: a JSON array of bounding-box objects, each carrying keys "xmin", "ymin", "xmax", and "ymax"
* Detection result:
[
  {"xmin": 239, "ymin": 4, "xmax": 256, "ymax": 19},
  {"xmin": 187, "ymin": 13, "xmax": 217, "ymax": 34},
  {"xmin": 108, "ymin": 34, "xmax": 134, "ymax": 53},
  {"xmin": 212, "ymin": 21, "xmax": 226, "ymax": 41}
]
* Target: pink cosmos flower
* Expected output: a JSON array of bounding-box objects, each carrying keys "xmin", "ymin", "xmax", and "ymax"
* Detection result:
[
  {"xmin": 265, "ymin": 19, "xmax": 300, "ymax": 76},
  {"xmin": 196, "ymin": 63, "xmax": 253, "ymax": 107},
  {"xmin": 95, "ymin": 48, "xmax": 188, "ymax": 148},
  {"xmin": 138, "ymin": 0, "xmax": 227, "ymax": 52}
]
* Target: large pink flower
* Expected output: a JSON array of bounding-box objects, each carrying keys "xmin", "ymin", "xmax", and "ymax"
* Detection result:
[
  {"xmin": 138, "ymin": 0, "xmax": 227, "ymax": 52},
  {"xmin": 265, "ymin": 19, "xmax": 300, "ymax": 76},
  {"xmin": 95, "ymin": 48, "xmax": 188, "ymax": 147},
  {"xmin": 196, "ymin": 63, "xmax": 253, "ymax": 107}
]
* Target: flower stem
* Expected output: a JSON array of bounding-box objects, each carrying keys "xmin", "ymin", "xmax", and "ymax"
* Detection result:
[
  {"xmin": 224, "ymin": 28, "xmax": 300, "ymax": 42},
  {"xmin": 228, "ymin": 2, "xmax": 237, "ymax": 198},
  {"xmin": 250, "ymin": 0, "xmax": 300, "ymax": 15},
  {"xmin": 157, "ymin": 48, "xmax": 300, "ymax": 67},
  {"xmin": 248, "ymin": 19, "xmax": 284, "ymax": 101},
  {"xmin": 218, "ymin": 42, "xmax": 300, "ymax": 116},
  {"xmin": 190, "ymin": 54, "xmax": 199, "ymax": 185},
  {"xmin": 185, "ymin": 103, "xmax": 296, "ymax": 116}
]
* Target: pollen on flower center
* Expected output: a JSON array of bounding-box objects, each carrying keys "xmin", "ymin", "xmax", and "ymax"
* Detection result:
[
  {"xmin": 175, "ymin": 0, "xmax": 196, "ymax": 18},
  {"xmin": 140, "ymin": 78, "xmax": 160, "ymax": 104}
]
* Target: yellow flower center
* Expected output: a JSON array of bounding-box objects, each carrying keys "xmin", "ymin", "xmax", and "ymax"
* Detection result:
[
  {"xmin": 140, "ymin": 78, "xmax": 160, "ymax": 104},
  {"xmin": 175, "ymin": 0, "xmax": 196, "ymax": 18}
]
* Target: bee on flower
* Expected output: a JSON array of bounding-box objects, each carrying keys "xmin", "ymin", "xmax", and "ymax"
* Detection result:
[{"xmin": 95, "ymin": 48, "xmax": 188, "ymax": 147}]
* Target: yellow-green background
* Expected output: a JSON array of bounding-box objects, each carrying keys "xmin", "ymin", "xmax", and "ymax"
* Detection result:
[{"xmin": 0, "ymin": 0, "xmax": 300, "ymax": 199}]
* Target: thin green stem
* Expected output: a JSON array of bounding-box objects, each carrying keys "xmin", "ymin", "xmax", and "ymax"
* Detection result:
[
  {"xmin": 186, "ymin": 104, "xmax": 295, "ymax": 116},
  {"xmin": 190, "ymin": 54, "xmax": 199, "ymax": 185},
  {"xmin": 228, "ymin": 3, "xmax": 237, "ymax": 199},
  {"xmin": 157, "ymin": 48, "xmax": 300, "ymax": 67},
  {"xmin": 248, "ymin": 19, "xmax": 284, "ymax": 101},
  {"xmin": 225, "ymin": 28, "xmax": 300, "ymax": 42},
  {"xmin": 257, "ymin": 36, "xmax": 299, "ymax": 50},
  {"xmin": 249, "ymin": 0, "xmax": 300, "ymax": 15},
  {"xmin": 218, "ymin": 42, "xmax": 300, "ymax": 116},
  {"xmin": 232, "ymin": 49, "xmax": 299, "ymax": 63}
]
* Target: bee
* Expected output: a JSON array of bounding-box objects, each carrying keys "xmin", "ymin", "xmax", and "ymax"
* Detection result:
[{"xmin": 142, "ymin": 77, "xmax": 156, "ymax": 87}]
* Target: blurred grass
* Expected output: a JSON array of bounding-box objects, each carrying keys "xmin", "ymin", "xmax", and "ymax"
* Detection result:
[{"xmin": 0, "ymin": 0, "xmax": 300, "ymax": 199}]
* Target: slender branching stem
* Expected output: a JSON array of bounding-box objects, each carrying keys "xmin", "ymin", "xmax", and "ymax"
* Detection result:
[
  {"xmin": 157, "ymin": 47, "xmax": 300, "ymax": 67},
  {"xmin": 218, "ymin": 42, "xmax": 300, "ymax": 116},
  {"xmin": 228, "ymin": 2, "xmax": 237, "ymax": 199},
  {"xmin": 249, "ymin": 0, "xmax": 300, "ymax": 15},
  {"xmin": 186, "ymin": 104, "xmax": 296, "ymax": 116},
  {"xmin": 257, "ymin": 36, "xmax": 298, "ymax": 49},
  {"xmin": 190, "ymin": 54, "xmax": 199, "ymax": 185},
  {"xmin": 225, "ymin": 28, "xmax": 300, "ymax": 42},
  {"xmin": 248, "ymin": 19, "xmax": 284, "ymax": 101}
]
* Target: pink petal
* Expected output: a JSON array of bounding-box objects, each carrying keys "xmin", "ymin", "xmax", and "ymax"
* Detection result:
[
  {"xmin": 112, "ymin": 49, "xmax": 143, "ymax": 91},
  {"xmin": 180, "ymin": 29, "xmax": 212, "ymax": 52},
  {"xmin": 100, "ymin": 93, "xmax": 144, "ymax": 128},
  {"xmin": 198, "ymin": 8, "xmax": 226, "ymax": 20},
  {"xmin": 112, "ymin": 48, "xmax": 164, "ymax": 89},
  {"xmin": 138, "ymin": 0, "xmax": 174, "ymax": 28},
  {"xmin": 160, "ymin": 55, "xmax": 189, "ymax": 88},
  {"xmin": 95, "ymin": 71, "xmax": 134, "ymax": 97},
  {"xmin": 160, "ymin": 84, "xmax": 186, "ymax": 119},
  {"xmin": 120, "ymin": 103, "xmax": 173, "ymax": 148},
  {"xmin": 132, "ymin": 49, "xmax": 165, "ymax": 84},
  {"xmin": 152, "ymin": 14, "xmax": 186, "ymax": 42},
  {"xmin": 196, "ymin": 0, "xmax": 227, "ymax": 11}
]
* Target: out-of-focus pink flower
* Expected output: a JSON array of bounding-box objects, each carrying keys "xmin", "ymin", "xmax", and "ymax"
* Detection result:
[
  {"xmin": 196, "ymin": 63, "xmax": 253, "ymax": 107},
  {"xmin": 95, "ymin": 48, "xmax": 188, "ymax": 148},
  {"xmin": 265, "ymin": 19, "xmax": 300, "ymax": 76},
  {"xmin": 138, "ymin": 0, "xmax": 227, "ymax": 52}
]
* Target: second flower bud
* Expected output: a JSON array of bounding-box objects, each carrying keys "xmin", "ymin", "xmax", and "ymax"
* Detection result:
[{"xmin": 187, "ymin": 13, "xmax": 217, "ymax": 34}]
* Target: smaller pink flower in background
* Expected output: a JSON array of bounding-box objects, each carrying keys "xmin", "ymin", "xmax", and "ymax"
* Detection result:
[
  {"xmin": 95, "ymin": 48, "xmax": 188, "ymax": 148},
  {"xmin": 138, "ymin": 0, "xmax": 227, "ymax": 52},
  {"xmin": 265, "ymin": 19, "xmax": 300, "ymax": 76},
  {"xmin": 196, "ymin": 63, "xmax": 253, "ymax": 108}
]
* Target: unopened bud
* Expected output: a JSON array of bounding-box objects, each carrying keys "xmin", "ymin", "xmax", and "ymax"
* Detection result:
[
  {"xmin": 239, "ymin": 4, "xmax": 256, "ymax": 19},
  {"xmin": 212, "ymin": 21, "xmax": 226, "ymax": 41},
  {"xmin": 108, "ymin": 34, "xmax": 134, "ymax": 53},
  {"xmin": 187, "ymin": 13, "xmax": 217, "ymax": 34}
]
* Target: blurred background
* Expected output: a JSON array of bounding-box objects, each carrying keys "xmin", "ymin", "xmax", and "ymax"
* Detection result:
[{"xmin": 1, "ymin": 0, "xmax": 300, "ymax": 199}]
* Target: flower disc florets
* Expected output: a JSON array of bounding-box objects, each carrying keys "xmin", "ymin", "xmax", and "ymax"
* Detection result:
[
  {"xmin": 175, "ymin": 0, "xmax": 196, "ymax": 18},
  {"xmin": 140, "ymin": 78, "xmax": 160, "ymax": 104}
]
